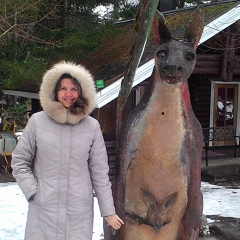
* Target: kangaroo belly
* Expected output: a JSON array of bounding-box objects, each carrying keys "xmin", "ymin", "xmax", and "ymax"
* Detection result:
[{"xmin": 124, "ymin": 85, "xmax": 189, "ymax": 239}]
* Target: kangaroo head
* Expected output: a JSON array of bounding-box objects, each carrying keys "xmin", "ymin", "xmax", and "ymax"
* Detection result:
[
  {"xmin": 141, "ymin": 188, "xmax": 178, "ymax": 230},
  {"xmin": 155, "ymin": 40, "xmax": 197, "ymax": 85},
  {"xmin": 153, "ymin": 8, "xmax": 204, "ymax": 85}
]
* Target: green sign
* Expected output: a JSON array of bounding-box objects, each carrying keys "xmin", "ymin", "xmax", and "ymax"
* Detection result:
[{"xmin": 96, "ymin": 79, "xmax": 105, "ymax": 89}]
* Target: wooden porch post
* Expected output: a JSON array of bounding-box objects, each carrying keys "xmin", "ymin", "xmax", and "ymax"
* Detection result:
[
  {"xmin": 221, "ymin": 24, "xmax": 237, "ymax": 82},
  {"xmin": 115, "ymin": 103, "xmax": 123, "ymax": 151},
  {"xmin": 227, "ymin": 25, "xmax": 236, "ymax": 81},
  {"xmin": 220, "ymin": 27, "xmax": 230, "ymax": 81}
]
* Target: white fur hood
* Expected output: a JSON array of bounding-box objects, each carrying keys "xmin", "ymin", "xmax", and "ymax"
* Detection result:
[{"xmin": 39, "ymin": 61, "xmax": 96, "ymax": 124}]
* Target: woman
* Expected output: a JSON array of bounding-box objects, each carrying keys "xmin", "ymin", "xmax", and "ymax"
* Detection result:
[{"xmin": 11, "ymin": 61, "xmax": 124, "ymax": 240}]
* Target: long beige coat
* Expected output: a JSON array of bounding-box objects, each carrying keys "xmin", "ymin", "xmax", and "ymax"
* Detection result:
[{"xmin": 11, "ymin": 62, "xmax": 115, "ymax": 240}]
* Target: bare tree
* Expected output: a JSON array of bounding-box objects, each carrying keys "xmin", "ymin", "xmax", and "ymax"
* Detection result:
[{"xmin": 0, "ymin": 0, "xmax": 62, "ymax": 46}]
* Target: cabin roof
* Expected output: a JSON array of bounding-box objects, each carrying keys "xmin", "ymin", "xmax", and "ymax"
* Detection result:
[{"xmin": 92, "ymin": 0, "xmax": 240, "ymax": 108}]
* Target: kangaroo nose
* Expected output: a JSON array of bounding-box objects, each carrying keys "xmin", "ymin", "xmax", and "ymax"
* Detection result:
[
  {"xmin": 154, "ymin": 221, "xmax": 163, "ymax": 230},
  {"xmin": 164, "ymin": 65, "xmax": 182, "ymax": 75}
]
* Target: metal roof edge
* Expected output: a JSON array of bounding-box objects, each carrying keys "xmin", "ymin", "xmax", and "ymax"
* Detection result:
[
  {"xmin": 96, "ymin": 59, "xmax": 154, "ymax": 108},
  {"xmin": 3, "ymin": 90, "xmax": 39, "ymax": 99},
  {"xmin": 200, "ymin": 3, "xmax": 240, "ymax": 44}
]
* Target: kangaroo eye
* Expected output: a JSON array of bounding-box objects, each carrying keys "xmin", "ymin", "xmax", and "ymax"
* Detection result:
[
  {"xmin": 157, "ymin": 50, "xmax": 167, "ymax": 58},
  {"xmin": 162, "ymin": 213, "xmax": 165, "ymax": 217},
  {"xmin": 186, "ymin": 52, "xmax": 195, "ymax": 61}
]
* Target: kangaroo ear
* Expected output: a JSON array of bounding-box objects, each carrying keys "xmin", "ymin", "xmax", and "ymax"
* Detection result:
[
  {"xmin": 141, "ymin": 188, "xmax": 155, "ymax": 207},
  {"xmin": 164, "ymin": 192, "xmax": 178, "ymax": 209},
  {"xmin": 153, "ymin": 11, "xmax": 172, "ymax": 45},
  {"xmin": 184, "ymin": 7, "xmax": 204, "ymax": 49}
]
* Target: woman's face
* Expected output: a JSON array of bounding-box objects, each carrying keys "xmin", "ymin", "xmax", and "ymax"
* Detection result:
[{"xmin": 57, "ymin": 78, "xmax": 80, "ymax": 108}]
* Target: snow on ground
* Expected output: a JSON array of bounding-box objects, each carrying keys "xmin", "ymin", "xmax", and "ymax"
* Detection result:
[
  {"xmin": 201, "ymin": 181, "xmax": 240, "ymax": 219},
  {"xmin": 0, "ymin": 182, "xmax": 103, "ymax": 240},
  {"xmin": 0, "ymin": 181, "xmax": 239, "ymax": 239}
]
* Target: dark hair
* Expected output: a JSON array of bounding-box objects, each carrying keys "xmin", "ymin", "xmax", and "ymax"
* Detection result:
[{"xmin": 54, "ymin": 73, "xmax": 89, "ymax": 115}]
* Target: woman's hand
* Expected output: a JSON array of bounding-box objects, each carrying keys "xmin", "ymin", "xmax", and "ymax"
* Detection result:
[{"xmin": 105, "ymin": 214, "xmax": 124, "ymax": 230}]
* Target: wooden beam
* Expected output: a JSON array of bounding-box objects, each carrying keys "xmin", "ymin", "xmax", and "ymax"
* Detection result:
[
  {"xmin": 197, "ymin": 54, "xmax": 221, "ymax": 61},
  {"xmin": 193, "ymin": 67, "xmax": 220, "ymax": 75},
  {"xmin": 195, "ymin": 60, "xmax": 220, "ymax": 68}
]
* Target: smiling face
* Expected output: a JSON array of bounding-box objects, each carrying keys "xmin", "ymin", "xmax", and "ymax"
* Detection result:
[{"xmin": 57, "ymin": 78, "xmax": 80, "ymax": 109}]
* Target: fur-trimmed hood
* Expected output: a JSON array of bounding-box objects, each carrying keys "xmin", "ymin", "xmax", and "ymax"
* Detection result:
[{"xmin": 39, "ymin": 61, "xmax": 96, "ymax": 124}]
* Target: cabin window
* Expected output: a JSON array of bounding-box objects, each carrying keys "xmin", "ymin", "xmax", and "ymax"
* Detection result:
[{"xmin": 214, "ymin": 84, "xmax": 238, "ymax": 127}]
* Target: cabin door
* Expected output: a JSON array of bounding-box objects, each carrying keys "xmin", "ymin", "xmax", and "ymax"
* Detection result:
[{"xmin": 210, "ymin": 82, "xmax": 240, "ymax": 145}]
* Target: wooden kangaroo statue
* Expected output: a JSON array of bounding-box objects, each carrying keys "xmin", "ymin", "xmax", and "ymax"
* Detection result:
[{"xmin": 113, "ymin": 8, "xmax": 204, "ymax": 240}]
